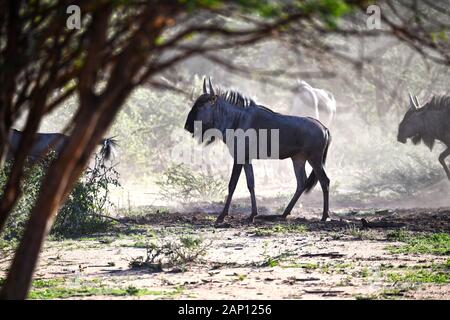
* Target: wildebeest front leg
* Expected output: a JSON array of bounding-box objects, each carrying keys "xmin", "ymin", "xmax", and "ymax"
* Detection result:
[
  {"xmin": 216, "ymin": 163, "xmax": 243, "ymax": 224},
  {"xmin": 244, "ymin": 163, "xmax": 258, "ymax": 223},
  {"xmin": 282, "ymin": 157, "xmax": 307, "ymax": 218},
  {"xmin": 439, "ymin": 147, "xmax": 450, "ymax": 180}
]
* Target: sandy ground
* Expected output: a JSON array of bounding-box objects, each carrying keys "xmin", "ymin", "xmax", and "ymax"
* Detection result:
[{"xmin": 1, "ymin": 203, "xmax": 449, "ymax": 300}]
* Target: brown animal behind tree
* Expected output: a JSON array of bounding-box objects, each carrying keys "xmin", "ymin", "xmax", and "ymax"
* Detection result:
[{"xmin": 398, "ymin": 93, "xmax": 450, "ymax": 180}]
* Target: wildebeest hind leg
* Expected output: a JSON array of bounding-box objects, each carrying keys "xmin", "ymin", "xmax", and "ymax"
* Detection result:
[
  {"xmin": 281, "ymin": 157, "xmax": 307, "ymax": 219},
  {"xmin": 439, "ymin": 147, "xmax": 450, "ymax": 180},
  {"xmin": 244, "ymin": 164, "xmax": 258, "ymax": 223},
  {"xmin": 216, "ymin": 163, "xmax": 243, "ymax": 224},
  {"xmin": 309, "ymin": 159, "xmax": 330, "ymax": 221}
]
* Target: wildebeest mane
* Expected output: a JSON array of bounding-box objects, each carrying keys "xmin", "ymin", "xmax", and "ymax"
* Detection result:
[
  {"xmin": 421, "ymin": 95, "xmax": 450, "ymax": 113},
  {"xmin": 218, "ymin": 89, "xmax": 255, "ymax": 108},
  {"xmin": 217, "ymin": 88, "xmax": 278, "ymax": 114},
  {"xmin": 186, "ymin": 85, "xmax": 279, "ymax": 136}
]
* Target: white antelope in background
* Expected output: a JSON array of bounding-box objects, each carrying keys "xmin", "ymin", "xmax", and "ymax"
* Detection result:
[{"xmin": 291, "ymin": 80, "xmax": 336, "ymax": 126}]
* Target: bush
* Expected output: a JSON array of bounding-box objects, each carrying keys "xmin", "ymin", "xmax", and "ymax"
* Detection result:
[
  {"xmin": 156, "ymin": 163, "xmax": 226, "ymax": 203},
  {"xmin": 350, "ymin": 152, "xmax": 443, "ymax": 198},
  {"xmin": 328, "ymin": 127, "xmax": 445, "ymax": 201},
  {"xmin": 0, "ymin": 152, "xmax": 120, "ymax": 240},
  {"xmin": 129, "ymin": 236, "xmax": 209, "ymax": 271}
]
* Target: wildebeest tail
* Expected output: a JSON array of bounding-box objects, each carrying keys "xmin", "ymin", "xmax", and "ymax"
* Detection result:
[
  {"xmin": 99, "ymin": 137, "xmax": 118, "ymax": 161},
  {"xmin": 304, "ymin": 129, "xmax": 331, "ymax": 193}
]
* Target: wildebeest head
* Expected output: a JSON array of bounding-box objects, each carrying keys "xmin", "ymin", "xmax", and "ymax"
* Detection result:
[
  {"xmin": 397, "ymin": 93, "xmax": 424, "ymax": 144},
  {"xmin": 184, "ymin": 77, "xmax": 218, "ymax": 135}
]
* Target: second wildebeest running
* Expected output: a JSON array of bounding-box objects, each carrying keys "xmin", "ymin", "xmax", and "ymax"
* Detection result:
[
  {"xmin": 6, "ymin": 129, "xmax": 117, "ymax": 162},
  {"xmin": 185, "ymin": 78, "xmax": 332, "ymax": 223},
  {"xmin": 398, "ymin": 93, "xmax": 450, "ymax": 180}
]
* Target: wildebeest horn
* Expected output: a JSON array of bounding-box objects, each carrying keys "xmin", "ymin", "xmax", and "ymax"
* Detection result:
[
  {"xmin": 408, "ymin": 92, "xmax": 418, "ymax": 109},
  {"xmin": 414, "ymin": 95, "xmax": 421, "ymax": 108},
  {"xmin": 208, "ymin": 77, "xmax": 215, "ymax": 95},
  {"xmin": 203, "ymin": 78, "xmax": 207, "ymax": 94}
]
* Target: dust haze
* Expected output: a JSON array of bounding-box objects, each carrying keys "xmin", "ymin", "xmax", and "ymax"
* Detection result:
[{"xmin": 37, "ymin": 33, "xmax": 450, "ymax": 215}]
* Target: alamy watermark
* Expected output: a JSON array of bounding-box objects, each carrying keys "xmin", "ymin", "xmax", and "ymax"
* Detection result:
[
  {"xmin": 171, "ymin": 121, "xmax": 280, "ymax": 167},
  {"xmin": 66, "ymin": 4, "xmax": 383, "ymax": 31},
  {"xmin": 366, "ymin": 4, "xmax": 382, "ymax": 30},
  {"xmin": 66, "ymin": 5, "xmax": 81, "ymax": 30}
]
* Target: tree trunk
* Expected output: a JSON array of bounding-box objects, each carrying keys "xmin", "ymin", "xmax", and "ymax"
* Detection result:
[{"xmin": 0, "ymin": 101, "xmax": 122, "ymax": 299}]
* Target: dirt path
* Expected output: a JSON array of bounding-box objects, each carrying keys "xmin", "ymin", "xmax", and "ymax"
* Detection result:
[{"xmin": 1, "ymin": 207, "xmax": 449, "ymax": 299}]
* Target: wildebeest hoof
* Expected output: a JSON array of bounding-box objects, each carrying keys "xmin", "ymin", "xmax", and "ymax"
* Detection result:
[
  {"xmin": 247, "ymin": 216, "xmax": 256, "ymax": 224},
  {"xmin": 215, "ymin": 216, "xmax": 225, "ymax": 225},
  {"xmin": 214, "ymin": 222, "xmax": 231, "ymax": 229}
]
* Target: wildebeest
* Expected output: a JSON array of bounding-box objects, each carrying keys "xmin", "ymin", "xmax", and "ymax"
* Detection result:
[
  {"xmin": 291, "ymin": 79, "xmax": 336, "ymax": 126},
  {"xmin": 185, "ymin": 78, "xmax": 332, "ymax": 223},
  {"xmin": 398, "ymin": 93, "xmax": 450, "ymax": 180},
  {"xmin": 6, "ymin": 129, "xmax": 117, "ymax": 162}
]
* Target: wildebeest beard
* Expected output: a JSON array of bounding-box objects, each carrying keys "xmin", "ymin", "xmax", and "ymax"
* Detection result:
[
  {"xmin": 411, "ymin": 132, "xmax": 435, "ymax": 150},
  {"xmin": 190, "ymin": 123, "xmax": 218, "ymax": 146},
  {"xmin": 411, "ymin": 134, "xmax": 422, "ymax": 145},
  {"xmin": 204, "ymin": 136, "xmax": 216, "ymax": 146}
]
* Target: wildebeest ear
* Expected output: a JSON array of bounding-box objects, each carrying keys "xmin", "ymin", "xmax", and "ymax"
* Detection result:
[
  {"xmin": 210, "ymin": 95, "xmax": 217, "ymax": 105},
  {"xmin": 203, "ymin": 78, "xmax": 207, "ymax": 94},
  {"xmin": 208, "ymin": 77, "xmax": 215, "ymax": 95}
]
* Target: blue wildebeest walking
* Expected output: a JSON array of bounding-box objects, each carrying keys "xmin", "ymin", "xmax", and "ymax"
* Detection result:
[
  {"xmin": 185, "ymin": 78, "xmax": 332, "ymax": 223},
  {"xmin": 398, "ymin": 93, "xmax": 450, "ymax": 180},
  {"xmin": 291, "ymin": 80, "xmax": 336, "ymax": 126},
  {"xmin": 6, "ymin": 129, "xmax": 117, "ymax": 162}
]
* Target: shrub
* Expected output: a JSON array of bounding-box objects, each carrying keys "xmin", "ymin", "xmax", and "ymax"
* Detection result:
[
  {"xmin": 156, "ymin": 163, "xmax": 226, "ymax": 203},
  {"xmin": 129, "ymin": 236, "xmax": 209, "ymax": 271},
  {"xmin": 0, "ymin": 152, "xmax": 120, "ymax": 240}
]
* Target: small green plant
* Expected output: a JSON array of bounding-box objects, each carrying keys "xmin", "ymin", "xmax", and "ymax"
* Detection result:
[
  {"xmin": 387, "ymin": 233, "xmax": 450, "ymax": 255},
  {"xmin": 125, "ymin": 286, "xmax": 140, "ymax": 295},
  {"xmin": 1, "ymin": 277, "xmax": 176, "ymax": 299},
  {"xmin": 359, "ymin": 268, "xmax": 370, "ymax": 278},
  {"xmin": 236, "ymin": 274, "xmax": 247, "ymax": 281},
  {"xmin": 386, "ymin": 229, "xmax": 409, "ymax": 242},
  {"xmin": 32, "ymin": 278, "xmax": 66, "ymax": 289},
  {"xmin": 264, "ymin": 256, "xmax": 280, "ymax": 267},
  {"xmin": 282, "ymin": 262, "xmax": 319, "ymax": 269},
  {"xmin": 260, "ymin": 241, "xmax": 283, "ymax": 267},
  {"xmin": 387, "ymin": 270, "xmax": 449, "ymax": 284},
  {"xmin": 380, "ymin": 288, "xmax": 408, "ymax": 298},
  {"xmin": 346, "ymin": 225, "xmax": 377, "ymax": 240}
]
